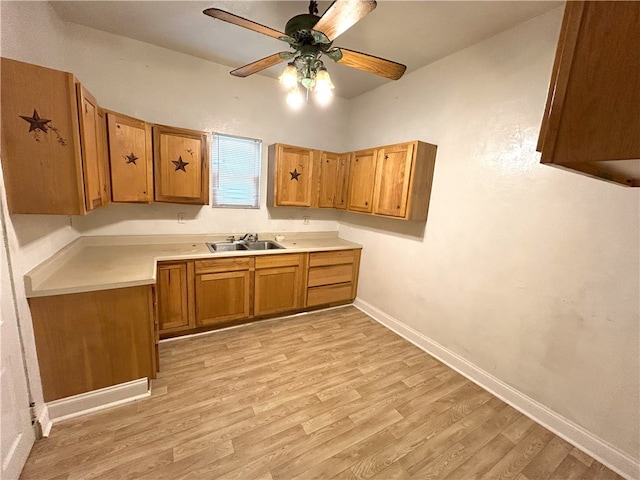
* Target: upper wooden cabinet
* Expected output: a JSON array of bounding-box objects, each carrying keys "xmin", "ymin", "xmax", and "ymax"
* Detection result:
[
  {"xmin": 318, "ymin": 152, "xmax": 350, "ymax": 209},
  {"xmin": 106, "ymin": 112, "xmax": 153, "ymax": 203},
  {"xmin": 347, "ymin": 148, "xmax": 378, "ymax": 213},
  {"xmin": 153, "ymin": 125, "xmax": 209, "ymax": 204},
  {"xmin": 537, "ymin": 1, "xmax": 640, "ymax": 187},
  {"xmin": 349, "ymin": 141, "xmax": 437, "ymax": 221},
  {"xmin": 0, "ymin": 58, "xmax": 109, "ymax": 215},
  {"xmin": 268, "ymin": 143, "xmax": 318, "ymax": 207},
  {"xmin": 77, "ymin": 87, "xmax": 111, "ymax": 212}
]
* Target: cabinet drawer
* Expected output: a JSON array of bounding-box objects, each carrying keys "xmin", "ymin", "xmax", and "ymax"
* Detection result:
[
  {"xmin": 255, "ymin": 253, "xmax": 303, "ymax": 269},
  {"xmin": 307, "ymin": 283, "xmax": 353, "ymax": 307},
  {"xmin": 309, "ymin": 250, "xmax": 356, "ymax": 267},
  {"xmin": 308, "ymin": 264, "xmax": 354, "ymax": 287},
  {"xmin": 195, "ymin": 257, "xmax": 253, "ymax": 274}
]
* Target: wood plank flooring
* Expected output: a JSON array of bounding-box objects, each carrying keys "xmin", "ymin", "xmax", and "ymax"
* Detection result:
[{"xmin": 20, "ymin": 306, "xmax": 624, "ymax": 480}]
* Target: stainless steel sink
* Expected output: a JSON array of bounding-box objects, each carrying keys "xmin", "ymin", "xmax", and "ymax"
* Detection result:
[
  {"xmin": 206, "ymin": 242, "xmax": 248, "ymax": 252},
  {"xmin": 206, "ymin": 240, "xmax": 284, "ymax": 253},
  {"xmin": 244, "ymin": 240, "xmax": 284, "ymax": 250}
]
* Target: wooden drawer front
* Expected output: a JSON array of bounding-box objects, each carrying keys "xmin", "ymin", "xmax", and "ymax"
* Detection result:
[
  {"xmin": 309, "ymin": 250, "xmax": 355, "ymax": 267},
  {"xmin": 255, "ymin": 253, "xmax": 303, "ymax": 269},
  {"xmin": 195, "ymin": 257, "xmax": 253, "ymax": 274},
  {"xmin": 195, "ymin": 271, "xmax": 251, "ymax": 326},
  {"xmin": 308, "ymin": 264, "xmax": 354, "ymax": 287},
  {"xmin": 307, "ymin": 283, "xmax": 353, "ymax": 307}
]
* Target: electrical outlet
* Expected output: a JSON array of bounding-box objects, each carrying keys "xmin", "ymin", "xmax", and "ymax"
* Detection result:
[
  {"xmin": 178, "ymin": 213, "xmax": 186, "ymax": 224},
  {"xmin": 303, "ymin": 216, "xmax": 310, "ymax": 225}
]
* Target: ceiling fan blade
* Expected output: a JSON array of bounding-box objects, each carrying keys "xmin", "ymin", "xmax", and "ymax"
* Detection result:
[
  {"xmin": 203, "ymin": 8, "xmax": 289, "ymax": 41},
  {"xmin": 313, "ymin": 0, "xmax": 377, "ymax": 41},
  {"xmin": 230, "ymin": 53, "xmax": 288, "ymax": 78},
  {"xmin": 336, "ymin": 48, "xmax": 406, "ymax": 80}
]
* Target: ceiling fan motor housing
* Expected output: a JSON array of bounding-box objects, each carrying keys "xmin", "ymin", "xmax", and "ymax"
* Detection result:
[{"xmin": 285, "ymin": 14, "xmax": 321, "ymax": 43}]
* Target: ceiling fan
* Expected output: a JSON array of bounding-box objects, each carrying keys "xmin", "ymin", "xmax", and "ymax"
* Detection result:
[{"xmin": 202, "ymin": 0, "xmax": 407, "ymax": 95}]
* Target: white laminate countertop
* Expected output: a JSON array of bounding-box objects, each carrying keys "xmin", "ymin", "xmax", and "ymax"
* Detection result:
[{"xmin": 24, "ymin": 231, "xmax": 362, "ymax": 298}]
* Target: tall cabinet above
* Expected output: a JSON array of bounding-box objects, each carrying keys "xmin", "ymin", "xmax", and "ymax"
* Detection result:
[
  {"xmin": 537, "ymin": 1, "xmax": 640, "ymax": 186},
  {"xmin": 1, "ymin": 58, "xmax": 110, "ymax": 215},
  {"xmin": 1, "ymin": 58, "xmax": 211, "ymax": 214}
]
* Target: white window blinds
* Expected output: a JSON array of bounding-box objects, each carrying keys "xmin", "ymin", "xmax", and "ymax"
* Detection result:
[{"xmin": 211, "ymin": 134, "xmax": 261, "ymax": 208}]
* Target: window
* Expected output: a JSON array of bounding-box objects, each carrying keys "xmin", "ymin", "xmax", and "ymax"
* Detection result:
[{"xmin": 211, "ymin": 134, "xmax": 261, "ymax": 208}]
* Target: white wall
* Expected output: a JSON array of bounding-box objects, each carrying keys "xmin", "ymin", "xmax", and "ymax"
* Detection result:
[{"xmin": 340, "ymin": 7, "xmax": 640, "ymax": 462}]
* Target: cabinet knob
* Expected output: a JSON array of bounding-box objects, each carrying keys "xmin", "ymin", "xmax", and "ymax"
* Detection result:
[
  {"xmin": 365, "ymin": 201, "xmax": 368, "ymax": 206},
  {"xmin": 396, "ymin": 205, "xmax": 400, "ymax": 209}
]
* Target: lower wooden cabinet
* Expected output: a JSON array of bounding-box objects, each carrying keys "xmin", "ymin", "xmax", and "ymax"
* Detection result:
[
  {"xmin": 156, "ymin": 261, "xmax": 194, "ymax": 334},
  {"xmin": 28, "ymin": 286, "xmax": 156, "ymax": 402},
  {"xmin": 307, "ymin": 250, "xmax": 360, "ymax": 307},
  {"xmin": 254, "ymin": 254, "xmax": 306, "ymax": 316},
  {"xmin": 194, "ymin": 257, "xmax": 253, "ymax": 327},
  {"xmin": 157, "ymin": 249, "xmax": 360, "ymax": 338}
]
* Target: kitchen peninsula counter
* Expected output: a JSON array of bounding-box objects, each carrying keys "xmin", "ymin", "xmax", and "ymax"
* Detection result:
[{"xmin": 25, "ymin": 232, "xmax": 362, "ymax": 298}]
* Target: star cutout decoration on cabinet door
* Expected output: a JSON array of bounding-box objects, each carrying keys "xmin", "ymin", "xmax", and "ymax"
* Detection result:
[
  {"xmin": 172, "ymin": 156, "xmax": 189, "ymax": 172},
  {"xmin": 20, "ymin": 109, "xmax": 51, "ymax": 132},
  {"xmin": 124, "ymin": 153, "xmax": 138, "ymax": 165},
  {"xmin": 19, "ymin": 108, "xmax": 67, "ymax": 145},
  {"xmin": 290, "ymin": 169, "xmax": 301, "ymax": 181}
]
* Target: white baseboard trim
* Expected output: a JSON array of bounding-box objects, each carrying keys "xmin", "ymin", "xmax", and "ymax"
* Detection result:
[
  {"xmin": 37, "ymin": 405, "xmax": 52, "ymax": 438},
  {"xmin": 46, "ymin": 378, "xmax": 150, "ymax": 425},
  {"xmin": 353, "ymin": 298, "xmax": 639, "ymax": 480}
]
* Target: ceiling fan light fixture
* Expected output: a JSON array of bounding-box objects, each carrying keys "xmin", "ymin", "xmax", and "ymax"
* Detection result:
[
  {"xmin": 285, "ymin": 85, "xmax": 304, "ymax": 109},
  {"xmin": 314, "ymin": 67, "xmax": 334, "ymax": 92},
  {"xmin": 314, "ymin": 67, "xmax": 334, "ymax": 105},
  {"xmin": 279, "ymin": 62, "xmax": 299, "ymax": 89}
]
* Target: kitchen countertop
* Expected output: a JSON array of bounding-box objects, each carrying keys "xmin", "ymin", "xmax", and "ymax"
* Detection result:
[{"xmin": 24, "ymin": 231, "xmax": 362, "ymax": 298}]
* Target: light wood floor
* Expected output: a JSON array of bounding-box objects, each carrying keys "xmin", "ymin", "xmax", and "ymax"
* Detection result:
[{"xmin": 21, "ymin": 306, "xmax": 623, "ymax": 480}]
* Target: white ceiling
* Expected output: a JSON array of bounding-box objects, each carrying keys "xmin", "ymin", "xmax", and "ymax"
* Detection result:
[{"xmin": 50, "ymin": 1, "xmax": 562, "ymax": 99}]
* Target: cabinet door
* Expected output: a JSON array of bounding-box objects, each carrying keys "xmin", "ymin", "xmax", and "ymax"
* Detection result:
[
  {"xmin": 107, "ymin": 112, "xmax": 153, "ymax": 202},
  {"xmin": 318, "ymin": 151, "xmax": 339, "ymax": 208},
  {"xmin": 195, "ymin": 270, "xmax": 251, "ymax": 326},
  {"xmin": 157, "ymin": 262, "xmax": 194, "ymax": 333},
  {"xmin": 77, "ymin": 85, "xmax": 109, "ymax": 212},
  {"xmin": 0, "ymin": 58, "xmax": 86, "ymax": 214},
  {"xmin": 273, "ymin": 144, "xmax": 315, "ymax": 207},
  {"xmin": 373, "ymin": 142, "xmax": 414, "ymax": 218},
  {"xmin": 347, "ymin": 149, "xmax": 377, "ymax": 213},
  {"xmin": 254, "ymin": 254, "xmax": 305, "ymax": 316},
  {"xmin": 537, "ymin": 1, "xmax": 640, "ymax": 186},
  {"xmin": 153, "ymin": 125, "xmax": 209, "ymax": 204},
  {"xmin": 334, "ymin": 154, "xmax": 351, "ymax": 210}
]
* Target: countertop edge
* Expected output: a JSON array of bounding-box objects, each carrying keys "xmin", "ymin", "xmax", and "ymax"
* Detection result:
[{"xmin": 25, "ymin": 234, "xmax": 362, "ymax": 298}]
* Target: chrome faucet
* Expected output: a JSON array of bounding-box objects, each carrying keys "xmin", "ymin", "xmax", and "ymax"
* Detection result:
[{"xmin": 238, "ymin": 233, "xmax": 258, "ymax": 242}]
